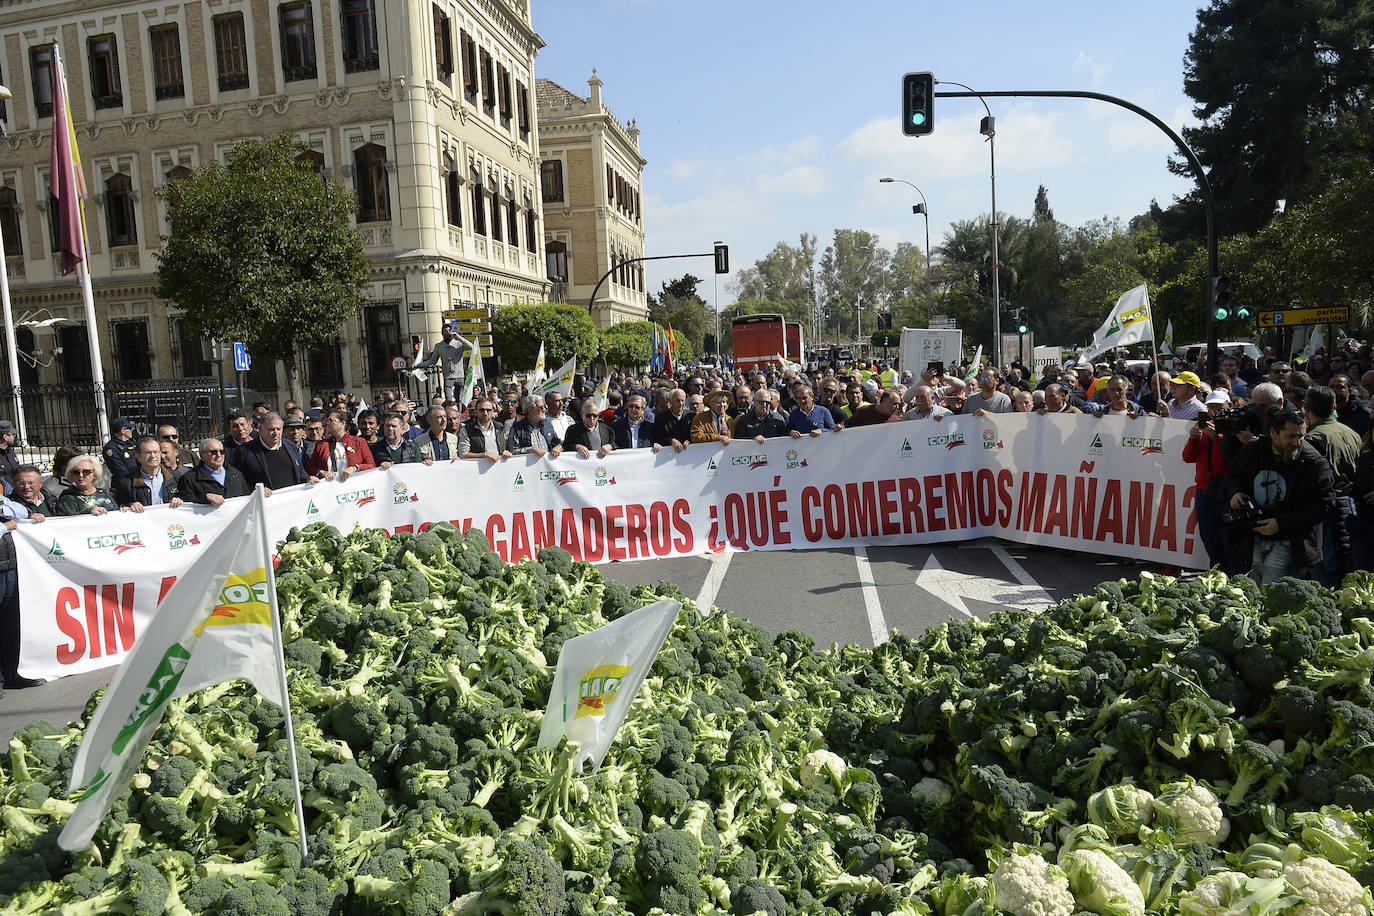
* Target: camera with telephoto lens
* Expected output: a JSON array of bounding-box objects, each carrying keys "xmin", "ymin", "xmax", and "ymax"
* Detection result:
[
  {"xmin": 1211, "ymin": 404, "xmax": 1264, "ymax": 436},
  {"xmin": 1221, "ymin": 497, "xmax": 1273, "ymax": 527}
]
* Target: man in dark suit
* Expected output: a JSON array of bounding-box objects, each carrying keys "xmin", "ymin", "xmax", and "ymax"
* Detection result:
[
  {"xmin": 179, "ymin": 438, "xmax": 251, "ymax": 506},
  {"xmin": 653, "ymin": 388, "xmax": 692, "ymax": 453},
  {"xmin": 113, "ymin": 437, "xmax": 184, "ymax": 509},
  {"xmin": 563, "ymin": 401, "xmax": 616, "ymax": 459},
  {"xmin": 611, "ymin": 394, "xmax": 659, "ymax": 452},
  {"xmin": 233, "ymin": 413, "xmax": 317, "ymax": 492}
]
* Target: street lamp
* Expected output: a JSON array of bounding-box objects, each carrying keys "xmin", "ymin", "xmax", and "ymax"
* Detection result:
[
  {"xmin": 934, "ymin": 81, "xmax": 1000, "ymax": 369},
  {"xmin": 878, "ymin": 177, "xmax": 935, "ymax": 321}
]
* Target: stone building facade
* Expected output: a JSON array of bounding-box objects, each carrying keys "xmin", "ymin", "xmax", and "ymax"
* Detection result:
[
  {"xmin": 536, "ymin": 70, "xmax": 645, "ymax": 329},
  {"xmin": 0, "ymin": 0, "xmax": 548, "ymax": 404}
]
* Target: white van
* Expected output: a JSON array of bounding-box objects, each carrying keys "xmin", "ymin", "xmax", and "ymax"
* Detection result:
[{"xmin": 1178, "ymin": 341, "xmax": 1262, "ymax": 366}]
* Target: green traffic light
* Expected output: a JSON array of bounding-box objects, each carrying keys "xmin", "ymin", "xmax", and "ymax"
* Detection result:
[
  {"xmin": 912, "ymin": 112, "xmax": 926, "ymax": 126},
  {"xmin": 1214, "ymin": 307, "xmax": 1230, "ymax": 321}
]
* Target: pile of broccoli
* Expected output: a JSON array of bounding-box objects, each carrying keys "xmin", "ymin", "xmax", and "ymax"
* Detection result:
[{"xmin": 2, "ymin": 522, "xmax": 1374, "ymax": 916}]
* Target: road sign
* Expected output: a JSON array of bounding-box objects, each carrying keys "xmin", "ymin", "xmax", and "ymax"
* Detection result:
[
  {"xmin": 442, "ymin": 308, "xmax": 491, "ymax": 321},
  {"xmin": 390, "ymin": 355, "xmax": 408, "ymax": 371},
  {"xmin": 232, "ymin": 342, "xmax": 251, "ymax": 372},
  {"xmin": 1256, "ymin": 306, "xmax": 1350, "ymax": 328}
]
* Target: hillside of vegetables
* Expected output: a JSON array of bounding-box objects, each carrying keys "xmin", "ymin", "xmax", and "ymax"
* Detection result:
[{"xmin": 2, "ymin": 520, "xmax": 1374, "ymax": 915}]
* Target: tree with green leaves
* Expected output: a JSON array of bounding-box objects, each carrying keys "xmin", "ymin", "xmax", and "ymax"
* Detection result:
[
  {"xmin": 598, "ymin": 320, "xmax": 654, "ymax": 369},
  {"xmin": 155, "ymin": 132, "xmax": 371, "ymax": 400},
  {"xmin": 648, "ymin": 274, "xmax": 710, "ymax": 354},
  {"xmin": 818, "ymin": 229, "xmax": 888, "ymax": 341},
  {"xmin": 490, "ymin": 303, "xmax": 598, "ymax": 372},
  {"xmin": 734, "ymin": 234, "xmax": 818, "ymax": 303}
]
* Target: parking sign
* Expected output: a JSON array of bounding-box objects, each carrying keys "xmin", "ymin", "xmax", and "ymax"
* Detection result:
[{"xmin": 232, "ymin": 342, "xmax": 251, "ymax": 372}]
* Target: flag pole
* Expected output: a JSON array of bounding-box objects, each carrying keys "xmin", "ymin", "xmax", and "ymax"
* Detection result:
[
  {"xmin": 77, "ymin": 262, "xmax": 109, "ymax": 443},
  {"xmin": 0, "ymin": 218, "xmax": 29, "ymax": 447},
  {"xmin": 255, "ymin": 484, "xmax": 310, "ymax": 863}
]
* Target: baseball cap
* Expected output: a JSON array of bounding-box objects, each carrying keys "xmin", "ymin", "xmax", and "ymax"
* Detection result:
[
  {"xmin": 113, "ymin": 417, "xmax": 135, "ymax": 431},
  {"xmin": 1173, "ymin": 371, "xmax": 1202, "ymax": 387},
  {"xmin": 0, "ymin": 420, "xmax": 13, "ymax": 435},
  {"xmin": 1205, "ymin": 391, "xmax": 1230, "ymax": 406}
]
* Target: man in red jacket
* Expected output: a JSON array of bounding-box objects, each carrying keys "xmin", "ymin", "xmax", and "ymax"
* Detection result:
[
  {"xmin": 306, "ymin": 408, "xmax": 376, "ymax": 481},
  {"xmin": 1183, "ymin": 390, "xmax": 1234, "ymax": 571}
]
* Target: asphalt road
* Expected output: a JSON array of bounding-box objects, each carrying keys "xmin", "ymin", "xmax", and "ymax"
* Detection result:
[{"xmin": 0, "ymin": 539, "xmax": 1159, "ymax": 741}]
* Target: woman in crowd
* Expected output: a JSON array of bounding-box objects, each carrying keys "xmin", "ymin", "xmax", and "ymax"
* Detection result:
[
  {"xmin": 41, "ymin": 446, "xmax": 84, "ymax": 504},
  {"xmin": 54, "ymin": 454, "xmax": 124, "ymax": 517}
]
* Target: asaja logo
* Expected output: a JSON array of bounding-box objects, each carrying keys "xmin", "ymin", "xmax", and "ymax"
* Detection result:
[
  {"xmin": 899, "ymin": 437, "xmax": 915, "ymax": 457},
  {"xmin": 575, "ymin": 664, "xmax": 631, "ymax": 719},
  {"xmin": 594, "ymin": 466, "xmax": 616, "ymax": 487},
  {"xmin": 927, "ymin": 433, "xmax": 965, "ymax": 450},
  {"xmin": 336, "ymin": 488, "xmax": 377, "ymax": 507},
  {"xmin": 45, "ymin": 539, "xmax": 65, "ymax": 563},
  {"xmin": 305, "ymin": 500, "xmax": 321, "ymax": 518},
  {"xmin": 982, "ymin": 429, "xmax": 1004, "ymax": 450},
  {"xmin": 166, "ymin": 523, "xmax": 201, "ymax": 550},
  {"xmin": 512, "ymin": 472, "xmax": 527, "ymax": 493},
  {"xmin": 785, "ymin": 449, "xmax": 807, "ymax": 469},
  {"xmin": 392, "ymin": 482, "xmax": 419, "ymax": 504},
  {"xmin": 1088, "ymin": 433, "xmax": 1105, "ymax": 456},
  {"xmin": 540, "ymin": 469, "xmax": 579, "ymax": 486},
  {"xmin": 1121, "ymin": 435, "xmax": 1164, "ymax": 455},
  {"xmin": 705, "ymin": 456, "xmax": 719, "ymax": 478},
  {"xmin": 731, "ymin": 454, "xmax": 769, "ymax": 469},
  {"xmin": 87, "ymin": 532, "xmax": 145, "ymax": 554}
]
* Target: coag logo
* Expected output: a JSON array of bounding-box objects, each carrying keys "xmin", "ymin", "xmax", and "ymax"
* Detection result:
[
  {"xmin": 1087, "ymin": 433, "xmax": 1105, "ymax": 456},
  {"xmin": 982, "ymin": 429, "xmax": 1003, "ymax": 450},
  {"xmin": 731, "ymin": 454, "xmax": 769, "ymax": 469},
  {"xmin": 166, "ymin": 523, "xmax": 201, "ymax": 551},
  {"xmin": 1121, "ymin": 435, "xmax": 1164, "ymax": 455},
  {"xmin": 928, "ymin": 434, "xmax": 965, "ymax": 450},
  {"xmin": 540, "ymin": 469, "xmax": 578, "ymax": 486},
  {"xmin": 87, "ymin": 532, "xmax": 145, "ymax": 554},
  {"xmin": 392, "ymin": 482, "xmax": 419, "ymax": 504},
  {"xmin": 594, "ymin": 466, "xmax": 616, "ymax": 487},
  {"xmin": 575, "ymin": 664, "xmax": 632, "ymax": 719},
  {"xmin": 785, "ymin": 449, "xmax": 807, "ymax": 469},
  {"xmin": 336, "ymin": 488, "xmax": 377, "ymax": 507}
]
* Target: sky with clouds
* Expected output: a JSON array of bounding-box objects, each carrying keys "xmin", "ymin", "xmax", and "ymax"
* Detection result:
[{"xmin": 532, "ymin": 1, "xmax": 1206, "ymax": 309}]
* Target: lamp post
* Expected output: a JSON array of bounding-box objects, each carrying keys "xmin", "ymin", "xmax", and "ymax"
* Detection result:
[
  {"xmin": 935, "ymin": 81, "xmax": 1000, "ymax": 369},
  {"xmin": 878, "ymin": 177, "xmax": 934, "ymax": 321}
]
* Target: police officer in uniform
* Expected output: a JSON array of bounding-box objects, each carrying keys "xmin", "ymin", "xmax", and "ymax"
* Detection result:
[{"xmin": 102, "ymin": 418, "xmax": 138, "ymax": 483}]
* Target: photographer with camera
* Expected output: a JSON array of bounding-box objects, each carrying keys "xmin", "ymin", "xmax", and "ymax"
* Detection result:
[
  {"xmin": 1223, "ymin": 406, "xmax": 1335, "ymax": 584},
  {"xmin": 1184, "ymin": 391, "xmax": 1238, "ymax": 572}
]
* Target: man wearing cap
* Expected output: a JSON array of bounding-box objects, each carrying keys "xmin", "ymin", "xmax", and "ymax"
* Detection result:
[
  {"xmin": 1159, "ymin": 371, "xmax": 1206, "ymax": 421},
  {"xmin": 1185, "ymin": 391, "xmax": 1237, "ymax": 570},
  {"xmin": 690, "ymin": 390, "xmax": 737, "ymax": 444},
  {"xmin": 102, "ymin": 418, "xmax": 139, "ymax": 482},
  {"xmin": 0, "ymin": 421, "xmax": 18, "ymax": 491}
]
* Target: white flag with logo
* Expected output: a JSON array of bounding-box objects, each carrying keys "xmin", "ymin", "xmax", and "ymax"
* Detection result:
[
  {"xmin": 534, "ymin": 357, "xmax": 577, "ymax": 399},
  {"xmin": 1160, "ymin": 319, "xmax": 1175, "ymax": 355},
  {"xmin": 60, "ymin": 489, "xmax": 288, "ymax": 850},
  {"xmin": 531, "ymin": 341, "xmax": 548, "ymax": 387},
  {"xmin": 538, "ymin": 600, "xmax": 680, "ymax": 771},
  {"xmin": 1084, "ymin": 284, "xmax": 1153, "ymax": 361},
  {"xmin": 590, "ymin": 373, "xmax": 611, "ymax": 412}
]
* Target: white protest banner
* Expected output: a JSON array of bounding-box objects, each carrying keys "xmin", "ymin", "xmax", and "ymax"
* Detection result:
[
  {"xmin": 15, "ymin": 415, "xmax": 1207, "ymax": 682},
  {"xmin": 537, "ymin": 599, "xmax": 680, "ymax": 772}
]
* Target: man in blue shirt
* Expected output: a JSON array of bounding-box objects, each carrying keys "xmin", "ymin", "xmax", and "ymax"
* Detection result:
[
  {"xmin": 507, "ymin": 396, "xmax": 564, "ymax": 457},
  {"xmin": 786, "ymin": 385, "xmax": 836, "ymax": 438}
]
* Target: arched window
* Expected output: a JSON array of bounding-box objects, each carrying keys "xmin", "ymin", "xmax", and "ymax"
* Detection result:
[
  {"xmin": 105, "ymin": 173, "xmax": 137, "ymax": 247},
  {"xmin": 443, "ymin": 154, "xmax": 462, "ymax": 227},
  {"xmin": 0, "ymin": 187, "xmax": 22, "ymax": 257},
  {"xmin": 545, "ymin": 241, "xmax": 567, "ymax": 282},
  {"xmin": 353, "ymin": 143, "xmax": 389, "ymax": 222},
  {"xmin": 296, "ymin": 149, "xmax": 326, "ymax": 178}
]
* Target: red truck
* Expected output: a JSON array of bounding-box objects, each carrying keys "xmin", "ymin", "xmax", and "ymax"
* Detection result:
[
  {"xmin": 785, "ymin": 322, "xmax": 804, "ymax": 365},
  {"xmin": 731, "ymin": 314, "xmax": 787, "ymax": 371}
]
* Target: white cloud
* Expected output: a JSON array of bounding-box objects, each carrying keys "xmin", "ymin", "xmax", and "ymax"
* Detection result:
[
  {"xmin": 1073, "ymin": 51, "xmax": 1110, "ymax": 88},
  {"xmin": 662, "ymin": 156, "xmax": 703, "ymax": 180}
]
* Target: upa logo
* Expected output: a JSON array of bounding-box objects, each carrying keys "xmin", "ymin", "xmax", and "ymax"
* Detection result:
[
  {"xmin": 785, "ymin": 449, "xmax": 807, "ymax": 470},
  {"xmin": 732, "ymin": 454, "xmax": 769, "ymax": 469},
  {"xmin": 87, "ymin": 531, "xmax": 145, "ymax": 554},
  {"xmin": 928, "ymin": 433, "xmax": 965, "ymax": 450},
  {"xmin": 575, "ymin": 664, "xmax": 631, "ymax": 719},
  {"xmin": 982, "ymin": 429, "xmax": 1003, "ymax": 450},
  {"xmin": 594, "ymin": 466, "xmax": 616, "ymax": 487},
  {"xmin": 512, "ymin": 472, "xmax": 527, "ymax": 493},
  {"xmin": 540, "ymin": 469, "xmax": 579, "ymax": 486},
  {"xmin": 336, "ymin": 488, "xmax": 377, "ymax": 508},
  {"xmin": 392, "ymin": 482, "xmax": 420, "ymax": 504},
  {"xmin": 899, "ymin": 437, "xmax": 916, "ymax": 458},
  {"xmin": 1122, "ymin": 435, "xmax": 1164, "ymax": 455},
  {"xmin": 166, "ymin": 523, "xmax": 201, "ymax": 550},
  {"xmin": 1087, "ymin": 433, "xmax": 1105, "ymax": 456}
]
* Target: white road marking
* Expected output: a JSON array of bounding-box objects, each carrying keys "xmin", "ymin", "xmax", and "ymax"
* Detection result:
[
  {"xmin": 853, "ymin": 546, "xmax": 889, "ymax": 646},
  {"xmin": 693, "ymin": 549, "xmax": 734, "ymax": 615},
  {"xmin": 914, "ymin": 552, "xmax": 1054, "ymax": 616}
]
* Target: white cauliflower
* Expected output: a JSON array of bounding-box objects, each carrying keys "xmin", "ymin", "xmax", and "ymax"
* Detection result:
[
  {"xmin": 1151, "ymin": 779, "xmax": 1229, "ymax": 845},
  {"xmin": 913, "ymin": 777, "xmax": 954, "ymax": 807},
  {"xmin": 1178, "ymin": 871, "xmax": 1293, "ymax": 916},
  {"xmin": 1283, "ymin": 856, "xmax": 1372, "ymax": 916},
  {"xmin": 798, "ymin": 748, "xmax": 847, "ymax": 790},
  {"xmin": 1086, "ymin": 784, "xmax": 1155, "ymax": 837},
  {"xmin": 991, "ymin": 852, "xmax": 1075, "ymax": 916},
  {"xmin": 1059, "ymin": 847, "xmax": 1145, "ymax": 916}
]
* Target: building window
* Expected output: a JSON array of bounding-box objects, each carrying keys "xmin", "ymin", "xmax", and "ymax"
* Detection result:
[
  {"xmin": 307, "ymin": 336, "xmax": 344, "ymax": 389},
  {"xmin": 59, "ymin": 325, "xmax": 92, "ymax": 382},
  {"xmin": 524, "ymin": 205, "xmax": 535, "ymax": 253},
  {"xmin": 490, "ymin": 191, "xmax": 502, "ymax": 243},
  {"xmin": 30, "ymin": 46, "xmax": 54, "ymax": 118},
  {"xmin": 165, "ymin": 165, "xmax": 193, "ymax": 184},
  {"xmin": 353, "ymin": 143, "xmax": 389, "ymax": 223},
  {"xmin": 507, "ymin": 197, "xmax": 519, "ymax": 248},
  {"xmin": 112, "ymin": 319, "xmax": 152, "ymax": 380},
  {"xmin": 497, "ymin": 64, "xmax": 512, "ymax": 125},
  {"xmin": 279, "ymin": 3, "xmax": 317, "ymax": 82},
  {"xmin": 150, "ymin": 25, "xmax": 184, "ymax": 100},
  {"xmin": 433, "ymin": 6, "xmax": 453, "ymax": 80},
  {"xmin": 470, "ymin": 172, "xmax": 486, "ymax": 236},
  {"xmin": 296, "ymin": 149, "xmax": 326, "ymax": 177},
  {"xmin": 444, "ymin": 156, "xmax": 462, "ymax": 227},
  {"xmin": 46, "ymin": 187, "xmax": 60, "ymax": 253},
  {"xmin": 0, "ymin": 187, "xmax": 21, "ymax": 257},
  {"xmin": 516, "ymin": 80, "xmax": 530, "ymax": 140},
  {"xmin": 214, "ymin": 13, "xmax": 250, "ymax": 91},
  {"xmin": 173, "ymin": 316, "xmax": 212, "ymax": 377},
  {"xmin": 340, "ymin": 0, "xmax": 378, "ymax": 72},
  {"xmin": 460, "ymin": 30, "xmax": 478, "ymax": 100},
  {"xmin": 606, "ymin": 165, "xmax": 614, "ymax": 204},
  {"xmin": 635, "ymin": 189, "xmax": 641, "ymax": 223},
  {"xmin": 364, "ymin": 301, "xmax": 401, "ymax": 380},
  {"xmin": 546, "ymin": 241, "xmax": 567, "ymax": 282},
  {"xmin": 480, "ymin": 48, "xmax": 494, "ymax": 113},
  {"xmin": 88, "ymin": 35, "xmax": 123, "ymax": 109},
  {"xmin": 105, "ymin": 173, "xmax": 137, "ymax": 247},
  {"xmin": 541, "ymin": 160, "xmax": 563, "ymax": 203}
]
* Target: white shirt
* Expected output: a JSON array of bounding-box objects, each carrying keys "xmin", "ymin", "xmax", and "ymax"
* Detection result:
[
  {"xmin": 549, "ymin": 413, "xmax": 575, "ymax": 438},
  {"xmin": 902, "ymin": 404, "xmax": 950, "ymax": 421}
]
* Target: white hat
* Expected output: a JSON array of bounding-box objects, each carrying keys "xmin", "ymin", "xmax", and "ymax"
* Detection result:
[{"xmin": 1205, "ymin": 390, "xmax": 1230, "ymax": 406}]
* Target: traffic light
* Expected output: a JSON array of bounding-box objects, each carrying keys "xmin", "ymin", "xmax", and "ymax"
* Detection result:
[
  {"xmin": 1016, "ymin": 308, "xmax": 1028, "ymax": 334},
  {"xmin": 713, "ymin": 243, "xmax": 729, "ymax": 274},
  {"xmin": 1212, "ymin": 276, "xmax": 1250, "ymax": 321},
  {"xmin": 879, "ymin": 311, "xmax": 893, "ymax": 330},
  {"xmin": 901, "ymin": 72, "xmax": 935, "ymax": 137},
  {"xmin": 704, "ymin": 332, "xmax": 717, "ymax": 354},
  {"xmin": 824, "ymin": 307, "xmax": 831, "ymax": 322}
]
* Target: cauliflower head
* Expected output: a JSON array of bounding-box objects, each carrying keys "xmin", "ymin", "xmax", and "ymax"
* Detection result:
[
  {"xmin": 991, "ymin": 852, "xmax": 1075, "ymax": 916},
  {"xmin": 1152, "ymin": 779, "xmax": 1230, "ymax": 845},
  {"xmin": 1060, "ymin": 848, "xmax": 1145, "ymax": 916},
  {"xmin": 1086, "ymin": 784, "xmax": 1155, "ymax": 838},
  {"xmin": 799, "ymin": 749, "xmax": 847, "ymax": 791},
  {"xmin": 1283, "ymin": 856, "xmax": 1371, "ymax": 916}
]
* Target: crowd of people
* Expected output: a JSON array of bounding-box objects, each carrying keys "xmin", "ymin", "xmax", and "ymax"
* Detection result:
[{"xmin": 2, "ymin": 341, "xmax": 1374, "ymax": 692}]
